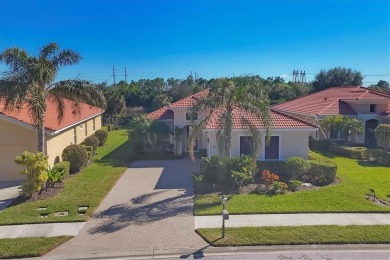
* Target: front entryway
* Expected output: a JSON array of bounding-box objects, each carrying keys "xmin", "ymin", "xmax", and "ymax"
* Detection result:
[{"xmin": 365, "ymin": 119, "xmax": 378, "ymax": 147}]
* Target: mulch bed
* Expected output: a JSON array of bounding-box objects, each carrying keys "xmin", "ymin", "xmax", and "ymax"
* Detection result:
[{"xmin": 8, "ymin": 182, "xmax": 64, "ymax": 208}]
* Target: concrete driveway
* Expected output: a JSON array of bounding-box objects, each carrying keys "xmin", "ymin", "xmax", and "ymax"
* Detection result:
[
  {"xmin": 48, "ymin": 158, "xmax": 207, "ymax": 258},
  {"xmin": 0, "ymin": 181, "xmax": 22, "ymax": 211}
]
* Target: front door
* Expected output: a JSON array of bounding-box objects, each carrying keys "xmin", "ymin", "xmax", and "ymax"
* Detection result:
[{"xmin": 365, "ymin": 119, "xmax": 378, "ymax": 147}]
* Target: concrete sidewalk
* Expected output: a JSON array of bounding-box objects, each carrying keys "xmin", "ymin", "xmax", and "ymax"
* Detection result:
[
  {"xmin": 0, "ymin": 222, "xmax": 86, "ymax": 238},
  {"xmin": 195, "ymin": 213, "xmax": 390, "ymax": 228}
]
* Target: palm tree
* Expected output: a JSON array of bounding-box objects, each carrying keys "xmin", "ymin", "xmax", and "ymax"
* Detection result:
[
  {"xmin": 0, "ymin": 43, "xmax": 106, "ymax": 154},
  {"xmin": 320, "ymin": 115, "xmax": 364, "ymax": 142},
  {"xmin": 188, "ymin": 76, "xmax": 272, "ymax": 160}
]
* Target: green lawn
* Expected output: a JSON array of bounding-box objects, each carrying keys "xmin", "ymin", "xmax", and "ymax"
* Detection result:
[
  {"xmin": 0, "ymin": 236, "xmax": 71, "ymax": 258},
  {"xmin": 195, "ymin": 154, "xmax": 390, "ymax": 215},
  {"xmin": 197, "ymin": 225, "xmax": 390, "ymax": 246},
  {"xmin": 0, "ymin": 129, "xmax": 129, "ymax": 225}
]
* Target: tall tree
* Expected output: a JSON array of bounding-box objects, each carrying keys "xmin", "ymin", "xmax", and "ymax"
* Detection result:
[
  {"xmin": 188, "ymin": 77, "xmax": 272, "ymax": 160},
  {"xmin": 369, "ymin": 80, "xmax": 390, "ymax": 93},
  {"xmin": 0, "ymin": 43, "xmax": 106, "ymax": 154},
  {"xmin": 312, "ymin": 67, "xmax": 363, "ymax": 92}
]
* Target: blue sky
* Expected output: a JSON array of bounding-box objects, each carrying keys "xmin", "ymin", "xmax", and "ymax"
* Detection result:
[{"xmin": 0, "ymin": 0, "xmax": 389, "ymax": 85}]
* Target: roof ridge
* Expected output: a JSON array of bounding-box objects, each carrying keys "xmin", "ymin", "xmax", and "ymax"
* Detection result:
[
  {"xmin": 169, "ymin": 88, "xmax": 209, "ymax": 107},
  {"xmin": 270, "ymin": 108, "xmax": 318, "ymax": 128},
  {"xmin": 359, "ymin": 86, "xmax": 390, "ymax": 98}
]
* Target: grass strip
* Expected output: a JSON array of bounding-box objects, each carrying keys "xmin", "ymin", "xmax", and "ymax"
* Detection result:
[
  {"xmin": 197, "ymin": 225, "xmax": 390, "ymax": 246},
  {"xmin": 0, "ymin": 236, "xmax": 71, "ymax": 258},
  {"xmin": 195, "ymin": 154, "xmax": 390, "ymax": 215},
  {"xmin": 0, "ymin": 129, "xmax": 129, "ymax": 225}
]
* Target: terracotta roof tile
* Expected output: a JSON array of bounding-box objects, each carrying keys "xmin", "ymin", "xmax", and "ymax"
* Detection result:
[
  {"xmin": 169, "ymin": 89, "xmax": 209, "ymax": 108},
  {"xmin": 204, "ymin": 107, "xmax": 317, "ymax": 129},
  {"xmin": 273, "ymin": 86, "xmax": 390, "ymax": 115},
  {"xmin": 146, "ymin": 106, "xmax": 173, "ymax": 120},
  {"xmin": 0, "ymin": 98, "xmax": 103, "ymax": 132}
]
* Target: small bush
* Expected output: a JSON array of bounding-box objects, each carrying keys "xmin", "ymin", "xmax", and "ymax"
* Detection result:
[
  {"xmin": 52, "ymin": 161, "xmax": 70, "ymax": 179},
  {"xmin": 260, "ymin": 169, "xmax": 279, "ymax": 185},
  {"xmin": 84, "ymin": 136, "xmax": 99, "ymax": 152},
  {"xmin": 286, "ymin": 157, "xmax": 310, "ymax": 180},
  {"xmin": 62, "ymin": 145, "xmax": 89, "ymax": 174},
  {"xmin": 365, "ymin": 148, "xmax": 390, "ymax": 166},
  {"xmin": 46, "ymin": 168, "xmax": 65, "ymax": 188},
  {"xmin": 200, "ymin": 156, "xmax": 227, "ymax": 184},
  {"xmin": 94, "ymin": 129, "xmax": 108, "ymax": 146},
  {"xmin": 192, "ymin": 172, "xmax": 203, "ymax": 183},
  {"xmin": 304, "ymin": 160, "xmax": 337, "ymax": 186},
  {"xmin": 267, "ymin": 181, "xmax": 288, "ymax": 195},
  {"xmin": 288, "ymin": 180, "xmax": 303, "ymax": 191},
  {"xmin": 253, "ymin": 184, "xmax": 268, "ymax": 194},
  {"xmin": 15, "ymin": 151, "xmax": 48, "ymax": 197}
]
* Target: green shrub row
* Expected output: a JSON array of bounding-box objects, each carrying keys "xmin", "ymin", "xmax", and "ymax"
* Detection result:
[
  {"xmin": 286, "ymin": 157, "xmax": 337, "ymax": 186},
  {"xmin": 365, "ymin": 149, "xmax": 390, "ymax": 166},
  {"xmin": 329, "ymin": 145, "xmax": 366, "ymax": 160},
  {"xmin": 256, "ymin": 160, "xmax": 287, "ymax": 175},
  {"xmin": 309, "ymin": 137, "xmax": 331, "ymax": 150}
]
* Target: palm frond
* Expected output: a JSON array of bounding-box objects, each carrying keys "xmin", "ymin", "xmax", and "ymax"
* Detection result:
[
  {"xmin": 188, "ymin": 114, "xmax": 211, "ymax": 161},
  {"xmin": 216, "ymin": 110, "xmax": 233, "ymax": 158},
  {"xmin": 49, "ymin": 80, "xmax": 106, "ymax": 108},
  {"xmin": 241, "ymin": 117, "xmax": 262, "ymax": 159}
]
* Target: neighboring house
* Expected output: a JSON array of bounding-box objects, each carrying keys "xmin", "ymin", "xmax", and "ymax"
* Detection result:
[
  {"xmin": 0, "ymin": 99, "xmax": 103, "ymax": 181},
  {"xmin": 273, "ymin": 86, "xmax": 390, "ymax": 147},
  {"xmin": 147, "ymin": 89, "xmax": 318, "ymax": 160}
]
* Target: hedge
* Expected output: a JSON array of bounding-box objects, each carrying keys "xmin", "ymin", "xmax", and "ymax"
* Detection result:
[
  {"xmin": 257, "ymin": 160, "xmax": 287, "ymax": 175},
  {"xmin": 329, "ymin": 145, "xmax": 366, "ymax": 160},
  {"xmin": 94, "ymin": 129, "xmax": 108, "ymax": 146},
  {"xmin": 365, "ymin": 148, "xmax": 390, "ymax": 166},
  {"xmin": 309, "ymin": 138, "xmax": 331, "ymax": 150}
]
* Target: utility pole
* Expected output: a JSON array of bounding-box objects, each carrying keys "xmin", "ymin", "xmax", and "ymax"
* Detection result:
[
  {"xmin": 124, "ymin": 68, "xmax": 128, "ymax": 83},
  {"xmin": 112, "ymin": 65, "xmax": 116, "ymax": 85}
]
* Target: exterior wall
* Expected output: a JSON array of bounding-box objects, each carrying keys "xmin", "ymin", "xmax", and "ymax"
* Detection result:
[
  {"xmin": 347, "ymin": 103, "xmax": 388, "ymax": 115},
  {"xmin": 0, "ymin": 119, "xmax": 38, "ymax": 181},
  {"xmin": 46, "ymin": 115, "xmax": 102, "ymax": 167},
  {"xmin": 207, "ymin": 130, "xmax": 312, "ymax": 160}
]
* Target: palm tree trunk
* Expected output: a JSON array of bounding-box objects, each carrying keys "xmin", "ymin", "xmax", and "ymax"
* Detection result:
[{"xmin": 37, "ymin": 119, "xmax": 46, "ymax": 155}]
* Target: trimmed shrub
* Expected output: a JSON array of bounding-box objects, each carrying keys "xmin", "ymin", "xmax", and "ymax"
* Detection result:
[
  {"xmin": 374, "ymin": 124, "xmax": 390, "ymax": 151},
  {"xmin": 288, "ymin": 180, "xmax": 303, "ymax": 191},
  {"xmin": 257, "ymin": 160, "xmax": 286, "ymax": 175},
  {"xmin": 286, "ymin": 157, "xmax": 310, "ymax": 180},
  {"xmin": 15, "ymin": 151, "xmax": 48, "ymax": 197},
  {"xmin": 309, "ymin": 137, "xmax": 331, "ymax": 150},
  {"xmin": 62, "ymin": 145, "xmax": 89, "ymax": 174},
  {"xmin": 304, "ymin": 160, "xmax": 337, "ymax": 186},
  {"xmin": 52, "ymin": 161, "xmax": 70, "ymax": 179},
  {"xmin": 84, "ymin": 136, "xmax": 99, "ymax": 152},
  {"xmin": 308, "ymin": 150, "xmax": 333, "ymax": 163},
  {"xmin": 365, "ymin": 148, "xmax": 390, "ymax": 166},
  {"xmin": 94, "ymin": 129, "xmax": 108, "ymax": 146},
  {"xmin": 329, "ymin": 145, "xmax": 366, "ymax": 160},
  {"xmin": 200, "ymin": 156, "xmax": 227, "ymax": 184}
]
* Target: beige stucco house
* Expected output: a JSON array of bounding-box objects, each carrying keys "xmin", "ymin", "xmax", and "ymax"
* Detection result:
[
  {"xmin": 147, "ymin": 89, "xmax": 318, "ymax": 160},
  {"xmin": 273, "ymin": 86, "xmax": 390, "ymax": 147},
  {"xmin": 0, "ymin": 99, "xmax": 103, "ymax": 181}
]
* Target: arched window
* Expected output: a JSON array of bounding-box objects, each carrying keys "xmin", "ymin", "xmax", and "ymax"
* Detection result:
[{"xmin": 186, "ymin": 112, "xmax": 198, "ymax": 120}]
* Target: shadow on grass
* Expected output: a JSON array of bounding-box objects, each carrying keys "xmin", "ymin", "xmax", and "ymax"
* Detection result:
[
  {"xmin": 93, "ymin": 141, "xmax": 133, "ymax": 167},
  {"xmin": 88, "ymin": 191, "xmax": 192, "ymax": 234}
]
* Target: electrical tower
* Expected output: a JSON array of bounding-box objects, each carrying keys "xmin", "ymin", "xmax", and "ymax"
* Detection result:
[
  {"xmin": 112, "ymin": 66, "xmax": 116, "ymax": 85},
  {"xmin": 292, "ymin": 69, "xmax": 306, "ymax": 84},
  {"xmin": 124, "ymin": 68, "xmax": 128, "ymax": 83}
]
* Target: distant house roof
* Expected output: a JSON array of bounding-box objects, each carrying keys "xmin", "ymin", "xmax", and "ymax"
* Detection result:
[
  {"xmin": 147, "ymin": 89, "xmax": 317, "ymax": 130},
  {"xmin": 273, "ymin": 86, "xmax": 390, "ymax": 116},
  {"xmin": 204, "ymin": 107, "xmax": 317, "ymax": 129},
  {"xmin": 0, "ymin": 98, "xmax": 104, "ymax": 132},
  {"xmin": 169, "ymin": 89, "xmax": 209, "ymax": 108},
  {"xmin": 146, "ymin": 106, "xmax": 174, "ymax": 120}
]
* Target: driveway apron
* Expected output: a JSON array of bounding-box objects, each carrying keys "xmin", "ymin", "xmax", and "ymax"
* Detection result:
[{"xmin": 48, "ymin": 159, "xmax": 207, "ymax": 256}]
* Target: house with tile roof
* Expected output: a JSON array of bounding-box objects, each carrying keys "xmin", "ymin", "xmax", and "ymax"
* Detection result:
[
  {"xmin": 0, "ymin": 98, "xmax": 104, "ymax": 181},
  {"xmin": 147, "ymin": 89, "xmax": 318, "ymax": 160},
  {"xmin": 273, "ymin": 86, "xmax": 390, "ymax": 146}
]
